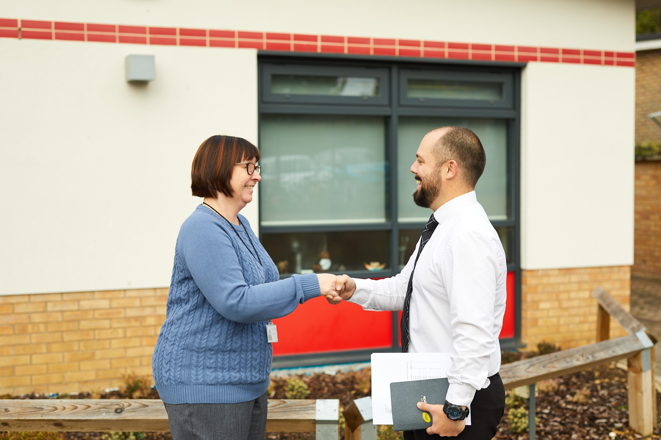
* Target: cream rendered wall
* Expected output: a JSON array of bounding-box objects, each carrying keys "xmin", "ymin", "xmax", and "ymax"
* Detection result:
[
  {"xmin": 0, "ymin": 39, "xmax": 259, "ymax": 295},
  {"xmin": 0, "ymin": 0, "xmax": 635, "ymax": 51},
  {"xmin": 520, "ymin": 62, "xmax": 635, "ymax": 270}
]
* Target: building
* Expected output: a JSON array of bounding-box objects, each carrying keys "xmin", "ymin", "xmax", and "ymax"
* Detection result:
[
  {"xmin": 634, "ymin": 35, "xmax": 661, "ymax": 280},
  {"xmin": 0, "ymin": 0, "xmax": 642, "ymax": 395}
]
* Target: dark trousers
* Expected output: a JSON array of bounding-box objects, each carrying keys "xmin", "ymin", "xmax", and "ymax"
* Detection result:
[
  {"xmin": 403, "ymin": 373, "xmax": 505, "ymax": 440},
  {"xmin": 164, "ymin": 392, "xmax": 268, "ymax": 440}
]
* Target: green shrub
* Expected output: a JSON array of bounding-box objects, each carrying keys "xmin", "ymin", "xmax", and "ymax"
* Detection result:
[
  {"xmin": 505, "ymin": 390, "xmax": 526, "ymax": 409},
  {"xmin": 637, "ymin": 8, "xmax": 661, "ymax": 34},
  {"xmin": 635, "ymin": 141, "xmax": 661, "ymax": 158},
  {"xmin": 507, "ymin": 407, "xmax": 537, "ymax": 434},
  {"xmin": 121, "ymin": 372, "xmax": 151, "ymax": 399},
  {"xmin": 536, "ymin": 341, "xmax": 561, "ymax": 355},
  {"xmin": 377, "ymin": 425, "xmax": 404, "ymax": 440},
  {"xmin": 285, "ymin": 377, "xmax": 310, "ymax": 399}
]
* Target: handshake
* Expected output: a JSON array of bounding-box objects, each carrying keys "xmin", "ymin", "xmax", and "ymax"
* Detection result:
[{"xmin": 316, "ymin": 274, "xmax": 356, "ymax": 305}]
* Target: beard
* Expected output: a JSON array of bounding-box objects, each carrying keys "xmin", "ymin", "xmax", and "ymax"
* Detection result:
[{"xmin": 413, "ymin": 172, "xmax": 442, "ymax": 208}]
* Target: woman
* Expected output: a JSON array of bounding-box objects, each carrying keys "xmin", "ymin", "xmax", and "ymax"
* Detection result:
[{"xmin": 152, "ymin": 135, "xmax": 338, "ymax": 440}]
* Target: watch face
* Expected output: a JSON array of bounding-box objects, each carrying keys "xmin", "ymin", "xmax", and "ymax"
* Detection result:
[{"xmin": 445, "ymin": 404, "xmax": 466, "ymax": 421}]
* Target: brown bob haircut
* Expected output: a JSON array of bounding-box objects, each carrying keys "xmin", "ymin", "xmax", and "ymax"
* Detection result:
[{"xmin": 191, "ymin": 135, "xmax": 261, "ymax": 198}]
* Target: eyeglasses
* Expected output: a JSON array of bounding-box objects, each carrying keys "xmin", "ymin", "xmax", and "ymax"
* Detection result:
[{"xmin": 236, "ymin": 162, "xmax": 261, "ymax": 175}]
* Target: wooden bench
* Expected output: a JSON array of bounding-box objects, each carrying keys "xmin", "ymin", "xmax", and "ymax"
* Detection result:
[{"xmin": 0, "ymin": 398, "xmax": 339, "ymax": 439}]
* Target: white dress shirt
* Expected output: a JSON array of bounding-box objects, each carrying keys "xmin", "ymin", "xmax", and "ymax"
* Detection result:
[{"xmin": 349, "ymin": 191, "xmax": 507, "ymax": 407}]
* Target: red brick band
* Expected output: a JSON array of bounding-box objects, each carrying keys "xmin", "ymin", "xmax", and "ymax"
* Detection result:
[{"xmin": 0, "ymin": 18, "xmax": 636, "ymax": 67}]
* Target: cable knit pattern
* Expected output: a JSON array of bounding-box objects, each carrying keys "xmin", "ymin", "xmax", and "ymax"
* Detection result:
[{"xmin": 152, "ymin": 205, "xmax": 320, "ymax": 404}]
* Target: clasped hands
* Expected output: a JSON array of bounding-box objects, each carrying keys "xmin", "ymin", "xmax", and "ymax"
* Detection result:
[{"xmin": 315, "ymin": 274, "xmax": 355, "ymax": 305}]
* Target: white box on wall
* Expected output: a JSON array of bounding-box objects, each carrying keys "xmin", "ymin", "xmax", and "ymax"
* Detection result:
[{"xmin": 125, "ymin": 54, "xmax": 155, "ymax": 82}]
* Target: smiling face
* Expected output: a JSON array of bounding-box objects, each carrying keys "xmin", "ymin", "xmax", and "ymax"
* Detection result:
[
  {"xmin": 410, "ymin": 131, "xmax": 445, "ymax": 209},
  {"xmin": 230, "ymin": 156, "xmax": 261, "ymax": 206}
]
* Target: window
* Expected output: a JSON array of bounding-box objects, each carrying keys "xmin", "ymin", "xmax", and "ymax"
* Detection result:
[
  {"xmin": 259, "ymin": 58, "xmax": 520, "ymax": 358},
  {"xmin": 262, "ymin": 64, "xmax": 389, "ymax": 105}
]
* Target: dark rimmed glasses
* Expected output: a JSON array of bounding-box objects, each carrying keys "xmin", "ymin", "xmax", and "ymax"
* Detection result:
[{"xmin": 236, "ymin": 162, "xmax": 261, "ymax": 175}]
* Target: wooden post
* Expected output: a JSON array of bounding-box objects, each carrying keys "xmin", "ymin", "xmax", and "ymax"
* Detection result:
[
  {"xmin": 627, "ymin": 348, "xmax": 655, "ymax": 437},
  {"xmin": 344, "ymin": 397, "xmax": 376, "ymax": 440},
  {"xmin": 652, "ymin": 345, "xmax": 658, "ymax": 429},
  {"xmin": 596, "ymin": 304, "xmax": 610, "ymax": 342}
]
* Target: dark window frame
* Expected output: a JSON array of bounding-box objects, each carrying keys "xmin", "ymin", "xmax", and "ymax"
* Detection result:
[{"xmin": 258, "ymin": 54, "xmax": 523, "ymax": 364}]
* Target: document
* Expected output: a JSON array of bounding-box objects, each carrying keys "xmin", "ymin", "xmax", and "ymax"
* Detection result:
[{"xmin": 371, "ymin": 353, "xmax": 471, "ymax": 425}]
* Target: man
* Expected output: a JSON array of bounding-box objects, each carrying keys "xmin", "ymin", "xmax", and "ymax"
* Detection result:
[{"xmin": 333, "ymin": 126, "xmax": 507, "ymax": 439}]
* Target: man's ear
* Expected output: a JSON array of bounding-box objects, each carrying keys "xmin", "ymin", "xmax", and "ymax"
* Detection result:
[{"xmin": 445, "ymin": 160, "xmax": 459, "ymax": 180}]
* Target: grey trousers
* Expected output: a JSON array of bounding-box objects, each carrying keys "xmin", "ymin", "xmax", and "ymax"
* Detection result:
[{"xmin": 164, "ymin": 392, "xmax": 268, "ymax": 440}]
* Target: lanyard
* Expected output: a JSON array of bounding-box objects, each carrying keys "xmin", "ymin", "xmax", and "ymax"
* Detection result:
[{"xmin": 202, "ymin": 203, "xmax": 262, "ymax": 266}]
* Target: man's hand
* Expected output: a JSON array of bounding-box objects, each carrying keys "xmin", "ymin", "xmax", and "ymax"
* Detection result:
[
  {"xmin": 316, "ymin": 274, "xmax": 340, "ymax": 303},
  {"xmin": 335, "ymin": 274, "xmax": 356, "ymax": 300},
  {"xmin": 417, "ymin": 401, "xmax": 466, "ymax": 437}
]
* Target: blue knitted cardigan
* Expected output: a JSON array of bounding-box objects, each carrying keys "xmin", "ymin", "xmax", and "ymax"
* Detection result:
[{"xmin": 152, "ymin": 205, "xmax": 320, "ymax": 404}]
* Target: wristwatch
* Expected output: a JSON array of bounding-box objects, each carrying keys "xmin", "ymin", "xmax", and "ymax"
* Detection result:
[{"xmin": 443, "ymin": 400, "xmax": 470, "ymax": 421}]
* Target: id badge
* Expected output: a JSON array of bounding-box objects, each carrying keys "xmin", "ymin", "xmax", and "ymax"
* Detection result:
[{"xmin": 266, "ymin": 321, "xmax": 278, "ymax": 343}]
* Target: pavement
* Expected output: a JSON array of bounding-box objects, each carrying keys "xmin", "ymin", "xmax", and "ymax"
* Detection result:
[{"xmin": 629, "ymin": 276, "xmax": 661, "ymax": 385}]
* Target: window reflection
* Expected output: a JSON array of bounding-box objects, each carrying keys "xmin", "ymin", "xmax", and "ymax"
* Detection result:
[
  {"xmin": 407, "ymin": 79, "xmax": 502, "ymax": 101},
  {"xmin": 260, "ymin": 115, "xmax": 387, "ymax": 226},
  {"xmin": 272, "ymin": 75, "xmax": 380, "ymax": 97},
  {"xmin": 262, "ymin": 231, "xmax": 390, "ymax": 275}
]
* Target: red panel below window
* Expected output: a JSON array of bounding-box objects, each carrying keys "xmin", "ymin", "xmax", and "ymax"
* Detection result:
[
  {"xmin": 499, "ymin": 272, "xmax": 516, "ymax": 339},
  {"xmin": 272, "ymin": 296, "xmax": 392, "ymax": 356},
  {"xmin": 273, "ymin": 271, "xmax": 517, "ymax": 358}
]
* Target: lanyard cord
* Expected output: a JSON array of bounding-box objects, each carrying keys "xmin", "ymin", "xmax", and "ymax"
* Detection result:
[{"xmin": 202, "ymin": 203, "xmax": 262, "ymax": 266}]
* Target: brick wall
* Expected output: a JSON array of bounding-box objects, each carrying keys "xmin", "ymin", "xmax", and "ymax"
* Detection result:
[
  {"xmin": 521, "ymin": 266, "xmax": 630, "ymax": 350},
  {"xmin": 0, "ymin": 266, "xmax": 633, "ymax": 394},
  {"xmin": 0, "ymin": 288, "xmax": 167, "ymax": 396},
  {"xmin": 634, "ymin": 160, "xmax": 661, "ymax": 279},
  {"xmin": 636, "ymin": 49, "xmax": 661, "ymax": 144}
]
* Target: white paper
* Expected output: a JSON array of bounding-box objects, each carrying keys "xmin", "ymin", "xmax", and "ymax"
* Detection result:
[{"xmin": 371, "ymin": 353, "xmax": 471, "ymax": 425}]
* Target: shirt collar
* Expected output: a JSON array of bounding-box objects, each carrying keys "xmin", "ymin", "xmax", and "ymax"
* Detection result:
[{"xmin": 432, "ymin": 191, "xmax": 477, "ymax": 225}]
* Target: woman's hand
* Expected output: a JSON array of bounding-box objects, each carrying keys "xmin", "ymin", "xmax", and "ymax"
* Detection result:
[
  {"xmin": 334, "ymin": 274, "xmax": 356, "ymax": 300},
  {"xmin": 317, "ymin": 274, "xmax": 342, "ymax": 304}
]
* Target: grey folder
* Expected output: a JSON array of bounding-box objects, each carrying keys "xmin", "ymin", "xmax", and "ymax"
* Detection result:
[{"xmin": 390, "ymin": 378, "xmax": 449, "ymax": 432}]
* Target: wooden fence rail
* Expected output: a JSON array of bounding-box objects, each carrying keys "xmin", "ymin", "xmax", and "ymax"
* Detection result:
[
  {"xmin": 344, "ymin": 287, "xmax": 658, "ymax": 439},
  {"xmin": 0, "ymin": 398, "xmax": 340, "ymax": 439}
]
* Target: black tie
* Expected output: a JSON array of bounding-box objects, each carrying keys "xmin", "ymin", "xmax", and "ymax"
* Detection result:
[{"xmin": 401, "ymin": 214, "xmax": 439, "ymax": 353}]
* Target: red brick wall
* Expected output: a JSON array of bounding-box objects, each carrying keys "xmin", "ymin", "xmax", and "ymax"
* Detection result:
[
  {"xmin": 634, "ymin": 160, "xmax": 661, "ymax": 279},
  {"xmin": 0, "ymin": 288, "xmax": 166, "ymax": 396},
  {"xmin": 521, "ymin": 266, "xmax": 630, "ymax": 350},
  {"xmin": 636, "ymin": 49, "xmax": 661, "ymax": 144}
]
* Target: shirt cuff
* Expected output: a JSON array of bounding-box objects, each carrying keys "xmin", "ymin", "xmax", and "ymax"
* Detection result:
[
  {"xmin": 293, "ymin": 274, "xmax": 320, "ymax": 303},
  {"xmin": 446, "ymin": 383, "xmax": 477, "ymax": 407},
  {"xmin": 348, "ymin": 278, "xmax": 372, "ymax": 306}
]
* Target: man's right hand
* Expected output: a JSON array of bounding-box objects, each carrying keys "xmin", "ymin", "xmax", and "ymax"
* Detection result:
[{"xmin": 335, "ymin": 274, "xmax": 356, "ymax": 301}]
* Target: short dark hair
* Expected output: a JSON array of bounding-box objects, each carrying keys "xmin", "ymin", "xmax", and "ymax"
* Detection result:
[
  {"xmin": 432, "ymin": 126, "xmax": 486, "ymax": 188},
  {"xmin": 191, "ymin": 135, "xmax": 261, "ymax": 198}
]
